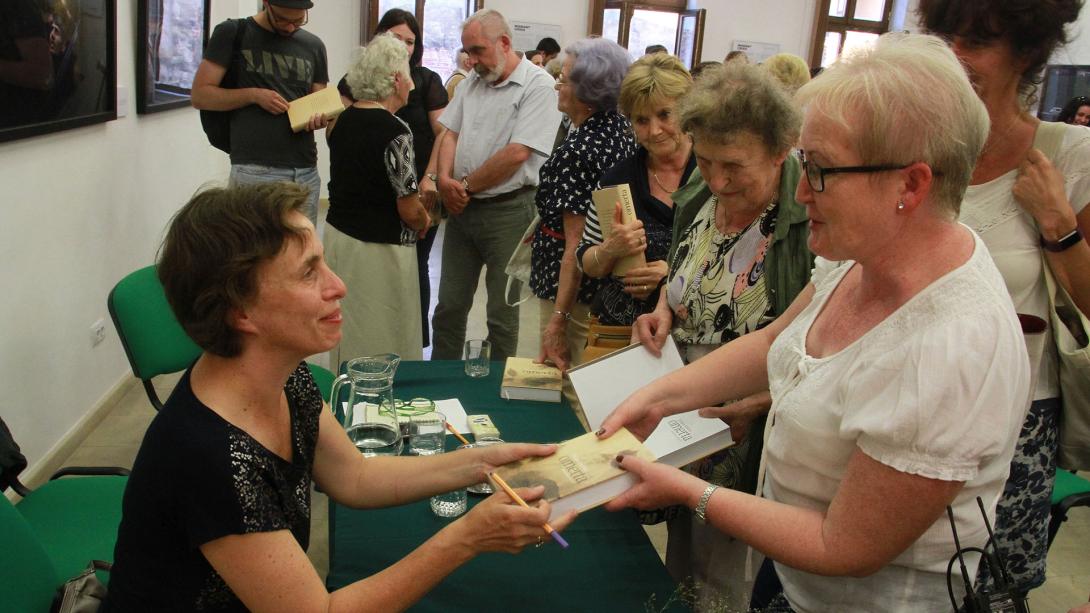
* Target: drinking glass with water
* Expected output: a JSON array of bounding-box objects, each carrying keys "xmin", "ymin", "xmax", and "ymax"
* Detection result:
[
  {"xmin": 463, "ymin": 339, "xmax": 491, "ymax": 378},
  {"xmin": 409, "ymin": 411, "xmax": 447, "ymax": 455}
]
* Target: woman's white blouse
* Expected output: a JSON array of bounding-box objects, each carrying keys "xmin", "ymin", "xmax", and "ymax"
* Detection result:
[
  {"xmin": 763, "ymin": 231, "xmax": 1031, "ymax": 613},
  {"xmin": 960, "ymin": 122, "xmax": 1090, "ymax": 399}
]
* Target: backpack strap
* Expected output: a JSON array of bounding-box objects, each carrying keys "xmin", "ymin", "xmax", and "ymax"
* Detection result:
[{"xmin": 221, "ymin": 18, "xmax": 249, "ymax": 88}]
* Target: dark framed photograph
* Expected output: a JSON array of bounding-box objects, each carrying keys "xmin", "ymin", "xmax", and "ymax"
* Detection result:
[
  {"xmin": 0, "ymin": 0, "xmax": 117, "ymax": 144},
  {"xmin": 136, "ymin": 0, "xmax": 209, "ymax": 114}
]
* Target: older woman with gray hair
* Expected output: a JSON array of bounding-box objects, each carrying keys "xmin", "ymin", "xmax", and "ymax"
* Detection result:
[
  {"xmin": 626, "ymin": 60, "xmax": 814, "ymax": 610},
  {"xmin": 325, "ymin": 33, "xmax": 431, "ymax": 367},
  {"xmin": 530, "ymin": 37, "xmax": 636, "ymax": 374},
  {"xmin": 601, "ymin": 33, "xmax": 1030, "ymax": 612}
]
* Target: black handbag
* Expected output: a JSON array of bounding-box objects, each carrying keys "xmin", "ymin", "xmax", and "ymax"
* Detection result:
[{"xmin": 199, "ymin": 18, "xmax": 248, "ymax": 154}]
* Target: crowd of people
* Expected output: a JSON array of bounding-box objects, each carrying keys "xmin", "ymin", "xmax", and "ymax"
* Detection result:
[{"xmin": 97, "ymin": 0, "xmax": 1090, "ymax": 611}]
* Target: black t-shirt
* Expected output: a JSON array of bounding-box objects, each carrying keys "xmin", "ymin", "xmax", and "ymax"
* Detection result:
[
  {"xmin": 204, "ymin": 18, "xmax": 329, "ymax": 168},
  {"xmin": 336, "ymin": 65, "xmax": 448, "ymax": 178},
  {"xmin": 101, "ymin": 363, "xmax": 322, "ymax": 612},
  {"xmin": 326, "ymin": 106, "xmax": 419, "ymax": 245}
]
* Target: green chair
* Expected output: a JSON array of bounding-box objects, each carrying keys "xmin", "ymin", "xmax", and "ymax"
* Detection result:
[
  {"xmin": 108, "ymin": 265, "xmax": 335, "ymax": 409},
  {"xmin": 108, "ymin": 265, "xmax": 202, "ymax": 411},
  {"xmin": 0, "ymin": 495, "xmax": 61, "ymax": 613},
  {"xmin": 0, "ymin": 417, "xmax": 128, "ymax": 605},
  {"xmin": 1049, "ymin": 468, "xmax": 1090, "ymax": 548}
]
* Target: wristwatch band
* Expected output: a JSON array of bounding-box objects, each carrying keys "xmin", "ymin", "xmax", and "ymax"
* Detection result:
[
  {"xmin": 694, "ymin": 484, "xmax": 719, "ymax": 524},
  {"xmin": 553, "ymin": 310, "xmax": 572, "ymax": 321},
  {"xmin": 461, "ymin": 176, "xmax": 473, "ymax": 194},
  {"xmin": 1041, "ymin": 227, "xmax": 1084, "ymax": 252}
]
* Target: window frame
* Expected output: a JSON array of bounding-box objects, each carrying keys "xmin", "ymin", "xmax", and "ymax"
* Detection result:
[
  {"xmin": 809, "ymin": 0, "xmax": 892, "ymax": 69},
  {"xmin": 360, "ymin": 0, "xmax": 483, "ymax": 45},
  {"xmin": 590, "ymin": 0, "xmax": 704, "ymax": 68}
]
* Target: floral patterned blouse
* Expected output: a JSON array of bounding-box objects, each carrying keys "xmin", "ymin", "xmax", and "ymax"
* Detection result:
[{"xmin": 529, "ymin": 110, "xmax": 636, "ymax": 303}]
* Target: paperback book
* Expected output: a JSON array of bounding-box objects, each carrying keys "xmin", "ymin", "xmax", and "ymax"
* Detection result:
[
  {"xmin": 591, "ymin": 184, "xmax": 647, "ymax": 276},
  {"xmin": 500, "ymin": 357, "xmax": 562, "ymax": 403}
]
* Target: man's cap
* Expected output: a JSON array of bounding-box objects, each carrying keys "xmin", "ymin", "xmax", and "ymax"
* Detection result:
[{"xmin": 267, "ymin": 0, "xmax": 313, "ymax": 9}]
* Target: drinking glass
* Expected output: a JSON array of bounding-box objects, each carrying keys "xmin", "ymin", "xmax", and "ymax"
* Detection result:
[
  {"xmin": 464, "ymin": 339, "xmax": 491, "ymax": 378},
  {"xmin": 409, "ymin": 411, "xmax": 447, "ymax": 456}
]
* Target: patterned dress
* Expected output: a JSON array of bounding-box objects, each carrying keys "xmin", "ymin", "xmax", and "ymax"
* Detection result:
[{"xmin": 529, "ymin": 110, "xmax": 637, "ymax": 302}]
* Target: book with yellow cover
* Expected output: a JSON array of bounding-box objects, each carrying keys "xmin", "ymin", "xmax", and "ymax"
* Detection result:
[
  {"xmin": 500, "ymin": 357, "xmax": 562, "ymax": 403},
  {"xmin": 591, "ymin": 184, "xmax": 646, "ymax": 276},
  {"xmin": 492, "ymin": 428, "xmax": 655, "ymax": 518},
  {"xmin": 287, "ymin": 87, "xmax": 345, "ymax": 132}
]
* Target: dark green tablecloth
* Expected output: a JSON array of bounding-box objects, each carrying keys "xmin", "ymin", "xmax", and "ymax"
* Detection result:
[{"xmin": 326, "ymin": 360, "xmax": 688, "ymax": 612}]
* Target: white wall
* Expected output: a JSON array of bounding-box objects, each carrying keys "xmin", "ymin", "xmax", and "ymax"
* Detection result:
[
  {"xmin": 690, "ymin": 0, "xmax": 817, "ymax": 63},
  {"xmin": 486, "ymin": 0, "xmax": 590, "ymax": 50},
  {"xmin": 0, "ymin": 0, "xmax": 357, "ymax": 466}
]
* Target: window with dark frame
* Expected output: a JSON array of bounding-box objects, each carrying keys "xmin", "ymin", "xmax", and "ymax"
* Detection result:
[
  {"xmin": 590, "ymin": 0, "xmax": 705, "ymax": 69},
  {"xmin": 362, "ymin": 0, "xmax": 484, "ymax": 83},
  {"xmin": 810, "ymin": 0, "xmax": 892, "ymax": 69}
]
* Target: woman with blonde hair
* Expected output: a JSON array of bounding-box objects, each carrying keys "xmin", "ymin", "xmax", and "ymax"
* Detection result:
[
  {"xmin": 576, "ymin": 53, "xmax": 695, "ymax": 340},
  {"xmin": 762, "ymin": 53, "xmax": 811, "ymax": 93},
  {"xmin": 601, "ymin": 33, "xmax": 1029, "ymax": 611}
]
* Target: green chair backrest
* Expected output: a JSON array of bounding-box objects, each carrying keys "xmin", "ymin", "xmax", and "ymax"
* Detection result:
[
  {"xmin": 0, "ymin": 495, "xmax": 61, "ymax": 613},
  {"xmin": 108, "ymin": 266, "xmax": 202, "ymax": 383},
  {"xmin": 1053, "ymin": 468, "xmax": 1090, "ymax": 504}
]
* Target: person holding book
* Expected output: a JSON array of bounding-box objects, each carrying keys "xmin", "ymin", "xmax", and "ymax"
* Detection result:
[
  {"xmin": 191, "ymin": 0, "xmax": 329, "ymax": 227},
  {"xmin": 575, "ymin": 53, "xmax": 695, "ymax": 342},
  {"xmin": 599, "ymin": 34, "xmax": 1031, "ymax": 612},
  {"xmin": 101, "ymin": 182, "xmax": 575, "ymax": 612},
  {"xmin": 323, "ymin": 34, "xmax": 431, "ymax": 365},
  {"xmin": 333, "ymin": 8, "xmax": 449, "ymax": 351},
  {"xmin": 617, "ymin": 61, "xmax": 813, "ymax": 610},
  {"xmin": 530, "ymin": 37, "xmax": 636, "ymax": 374}
]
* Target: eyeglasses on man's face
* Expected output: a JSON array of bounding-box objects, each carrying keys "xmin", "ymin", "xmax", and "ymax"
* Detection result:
[
  {"xmin": 799, "ymin": 150, "xmax": 911, "ymax": 193},
  {"xmin": 266, "ymin": 5, "xmax": 308, "ymax": 28}
]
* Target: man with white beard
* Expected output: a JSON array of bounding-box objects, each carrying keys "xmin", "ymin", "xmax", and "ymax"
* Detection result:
[{"xmin": 432, "ymin": 8, "xmax": 562, "ymax": 362}]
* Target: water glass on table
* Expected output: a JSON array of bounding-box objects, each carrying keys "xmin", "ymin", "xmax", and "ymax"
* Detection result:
[
  {"xmin": 464, "ymin": 339, "xmax": 490, "ymax": 378},
  {"xmin": 409, "ymin": 411, "xmax": 447, "ymax": 456},
  {"xmin": 427, "ymin": 443, "xmax": 468, "ymax": 517}
]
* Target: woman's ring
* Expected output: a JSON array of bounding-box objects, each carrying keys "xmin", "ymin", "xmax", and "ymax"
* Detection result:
[
  {"xmin": 641, "ymin": 285, "xmax": 647, "ymax": 291},
  {"xmin": 535, "ymin": 536, "xmax": 545, "ymax": 548}
]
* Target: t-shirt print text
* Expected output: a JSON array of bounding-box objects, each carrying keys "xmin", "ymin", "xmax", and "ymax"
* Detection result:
[{"xmin": 241, "ymin": 50, "xmax": 314, "ymax": 83}]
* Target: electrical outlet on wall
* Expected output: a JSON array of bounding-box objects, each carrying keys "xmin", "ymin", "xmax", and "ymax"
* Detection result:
[{"xmin": 90, "ymin": 318, "xmax": 107, "ymax": 347}]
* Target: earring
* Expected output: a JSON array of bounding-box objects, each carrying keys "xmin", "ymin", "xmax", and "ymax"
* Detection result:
[{"xmin": 897, "ymin": 201, "xmax": 906, "ymax": 211}]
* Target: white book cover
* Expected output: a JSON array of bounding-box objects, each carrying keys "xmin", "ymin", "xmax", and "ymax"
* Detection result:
[{"xmin": 548, "ymin": 338, "xmax": 732, "ymax": 520}]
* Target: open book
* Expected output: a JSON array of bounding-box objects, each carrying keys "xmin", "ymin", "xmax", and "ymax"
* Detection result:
[
  {"xmin": 591, "ymin": 184, "xmax": 647, "ymax": 277},
  {"xmin": 287, "ymin": 87, "xmax": 345, "ymax": 132},
  {"xmin": 492, "ymin": 428, "xmax": 655, "ymax": 518},
  {"xmin": 546, "ymin": 337, "xmax": 733, "ymax": 520}
]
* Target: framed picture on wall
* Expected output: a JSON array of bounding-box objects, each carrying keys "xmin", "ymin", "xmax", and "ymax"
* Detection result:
[
  {"xmin": 0, "ymin": 0, "xmax": 117, "ymax": 144},
  {"xmin": 137, "ymin": 0, "xmax": 209, "ymax": 114}
]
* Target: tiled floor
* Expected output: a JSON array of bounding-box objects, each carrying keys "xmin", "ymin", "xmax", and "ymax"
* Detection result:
[{"xmin": 45, "ymin": 219, "xmax": 1090, "ymax": 609}]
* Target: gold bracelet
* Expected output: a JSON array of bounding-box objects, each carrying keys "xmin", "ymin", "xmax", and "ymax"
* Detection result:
[{"xmin": 593, "ymin": 246, "xmax": 602, "ymax": 268}]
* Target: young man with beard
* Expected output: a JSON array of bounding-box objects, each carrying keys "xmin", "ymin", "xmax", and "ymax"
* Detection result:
[{"xmin": 191, "ymin": 0, "xmax": 329, "ymax": 226}]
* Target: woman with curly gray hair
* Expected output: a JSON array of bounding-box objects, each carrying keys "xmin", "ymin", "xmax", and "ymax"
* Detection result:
[
  {"xmin": 324, "ymin": 33, "xmax": 432, "ymax": 367},
  {"xmin": 529, "ymin": 37, "xmax": 636, "ymax": 377},
  {"xmin": 630, "ymin": 61, "xmax": 814, "ymax": 610}
]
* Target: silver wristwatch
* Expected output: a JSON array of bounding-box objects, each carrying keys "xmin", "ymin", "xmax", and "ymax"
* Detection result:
[{"xmin": 694, "ymin": 484, "xmax": 719, "ymax": 524}]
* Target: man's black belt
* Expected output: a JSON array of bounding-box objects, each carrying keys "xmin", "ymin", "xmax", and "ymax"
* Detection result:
[{"xmin": 471, "ymin": 185, "xmax": 535, "ymax": 202}]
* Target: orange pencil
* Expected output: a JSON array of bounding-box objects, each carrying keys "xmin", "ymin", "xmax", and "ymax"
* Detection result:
[
  {"xmin": 488, "ymin": 472, "xmax": 570, "ymax": 549},
  {"xmin": 445, "ymin": 422, "xmax": 471, "ymax": 445}
]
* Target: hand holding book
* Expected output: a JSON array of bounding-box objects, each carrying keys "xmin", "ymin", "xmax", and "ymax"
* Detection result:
[{"xmin": 604, "ymin": 453, "xmax": 709, "ymax": 514}]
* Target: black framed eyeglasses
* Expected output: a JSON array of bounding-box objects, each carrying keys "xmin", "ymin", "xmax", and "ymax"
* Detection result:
[
  {"xmin": 799, "ymin": 151, "xmax": 910, "ymax": 193},
  {"xmin": 266, "ymin": 5, "xmax": 308, "ymax": 28}
]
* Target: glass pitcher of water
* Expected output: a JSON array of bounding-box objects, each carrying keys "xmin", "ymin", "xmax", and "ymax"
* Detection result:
[{"xmin": 330, "ymin": 354, "xmax": 402, "ymax": 456}]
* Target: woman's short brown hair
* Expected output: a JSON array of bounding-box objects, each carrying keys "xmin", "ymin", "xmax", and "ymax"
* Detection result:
[
  {"xmin": 677, "ymin": 62, "xmax": 801, "ymax": 158},
  {"xmin": 157, "ymin": 183, "xmax": 309, "ymax": 357}
]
